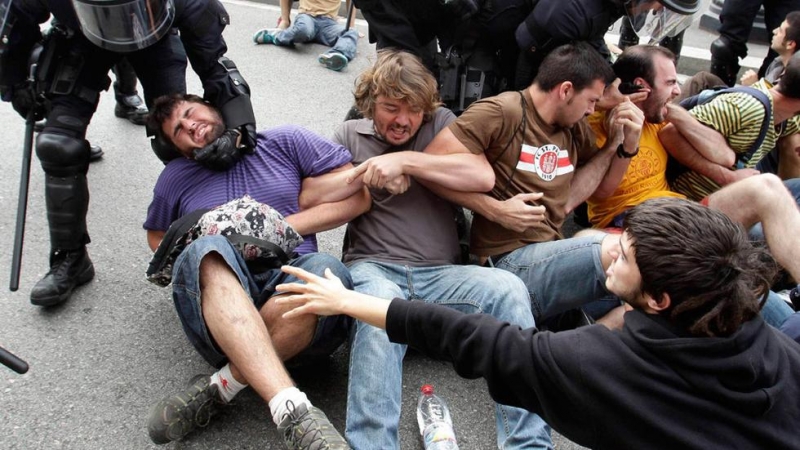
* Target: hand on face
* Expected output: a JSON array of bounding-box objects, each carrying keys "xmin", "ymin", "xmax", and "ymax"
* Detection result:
[{"xmin": 607, "ymin": 98, "xmax": 644, "ymax": 149}]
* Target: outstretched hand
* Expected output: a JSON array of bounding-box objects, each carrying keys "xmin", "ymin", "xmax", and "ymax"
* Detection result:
[{"xmin": 275, "ymin": 266, "xmax": 353, "ymax": 319}]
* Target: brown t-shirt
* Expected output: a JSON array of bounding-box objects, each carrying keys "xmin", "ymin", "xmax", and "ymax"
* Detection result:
[{"xmin": 449, "ymin": 90, "xmax": 598, "ymax": 256}]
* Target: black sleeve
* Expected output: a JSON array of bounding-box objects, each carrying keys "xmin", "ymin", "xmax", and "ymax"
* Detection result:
[
  {"xmin": 0, "ymin": 0, "xmax": 48, "ymax": 93},
  {"xmin": 386, "ymin": 299, "xmax": 562, "ymax": 413}
]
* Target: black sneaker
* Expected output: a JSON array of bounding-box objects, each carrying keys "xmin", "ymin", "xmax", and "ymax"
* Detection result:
[
  {"xmin": 147, "ymin": 375, "xmax": 224, "ymax": 444},
  {"xmin": 278, "ymin": 401, "xmax": 349, "ymax": 450},
  {"xmin": 114, "ymin": 93, "xmax": 148, "ymax": 125},
  {"xmin": 30, "ymin": 248, "xmax": 95, "ymax": 306},
  {"xmin": 790, "ymin": 285, "xmax": 800, "ymax": 311}
]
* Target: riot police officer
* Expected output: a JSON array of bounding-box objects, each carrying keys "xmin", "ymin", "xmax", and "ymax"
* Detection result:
[{"xmin": 0, "ymin": 0, "xmax": 257, "ymax": 307}]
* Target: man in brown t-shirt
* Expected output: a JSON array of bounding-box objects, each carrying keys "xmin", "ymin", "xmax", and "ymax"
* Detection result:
[{"xmin": 422, "ymin": 43, "xmax": 645, "ymax": 322}]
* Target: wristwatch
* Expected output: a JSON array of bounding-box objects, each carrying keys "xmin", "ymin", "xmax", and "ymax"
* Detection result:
[{"xmin": 616, "ymin": 143, "xmax": 639, "ymax": 159}]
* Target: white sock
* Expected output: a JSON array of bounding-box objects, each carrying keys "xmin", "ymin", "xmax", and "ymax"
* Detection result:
[
  {"xmin": 268, "ymin": 387, "xmax": 311, "ymax": 426},
  {"xmin": 210, "ymin": 364, "xmax": 248, "ymax": 403}
]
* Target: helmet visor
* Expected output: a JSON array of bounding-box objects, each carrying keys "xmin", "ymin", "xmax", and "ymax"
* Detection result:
[
  {"xmin": 625, "ymin": 0, "xmax": 696, "ymax": 43},
  {"xmin": 71, "ymin": 0, "xmax": 175, "ymax": 52}
]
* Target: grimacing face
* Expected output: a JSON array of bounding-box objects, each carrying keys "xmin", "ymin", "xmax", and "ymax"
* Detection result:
[
  {"xmin": 372, "ymin": 95, "xmax": 424, "ymax": 146},
  {"xmin": 162, "ymin": 101, "xmax": 225, "ymax": 156},
  {"xmin": 640, "ymin": 54, "xmax": 681, "ymax": 124}
]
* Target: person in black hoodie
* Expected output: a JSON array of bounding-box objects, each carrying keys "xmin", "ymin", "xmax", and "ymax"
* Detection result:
[{"xmin": 275, "ymin": 196, "xmax": 800, "ymax": 450}]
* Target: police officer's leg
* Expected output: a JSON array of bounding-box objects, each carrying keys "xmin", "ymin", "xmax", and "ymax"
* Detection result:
[
  {"xmin": 30, "ymin": 99, "xmax": 95, "ymax": 306},
  {"xmin": 112, "ymin": 58, "xmax": 148, "ymax": 125},
  {"xmin": 128, "ymin": 31, "xmax": 187, "ymax": 108},
  {"xmin": 710, "ymin": 0, "xmax": 763, "ymax": 85}
]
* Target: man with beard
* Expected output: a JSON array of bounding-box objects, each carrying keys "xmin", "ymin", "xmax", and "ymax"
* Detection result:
[
  {"xmin": 273, "ymin": 196, "xmax": 800, "ymax": 450},
  {"xmin": 141, "ymin": 94, "xmax": 370, "ymax": 448},
  {"xmin": 586, "ymin": 45, "xmax": 800, "ymax": 329},
  {"xmin": 298, "ymin": 49, "xmax": 546, "ymax": 450}
]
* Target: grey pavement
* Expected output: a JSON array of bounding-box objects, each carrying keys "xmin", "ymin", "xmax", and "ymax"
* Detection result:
[{"xmin": 0, "ymin": 1, "xmax": 768, "ymax": 449}]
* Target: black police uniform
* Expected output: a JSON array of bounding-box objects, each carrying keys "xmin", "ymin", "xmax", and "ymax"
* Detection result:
[{"xmin": 0, "ymin": 0, "xmax": 256, "ymax": 306}]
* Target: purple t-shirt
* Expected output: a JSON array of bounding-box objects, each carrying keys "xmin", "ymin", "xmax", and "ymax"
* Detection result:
[{"xmin": 144, "ymin": 124, "xmax": 352, "ymax": 255}]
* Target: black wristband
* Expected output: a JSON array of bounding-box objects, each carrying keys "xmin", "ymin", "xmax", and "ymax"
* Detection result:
[{"xmin": 616, "ymin": 143, "xmax": 639, "ymax": 159}]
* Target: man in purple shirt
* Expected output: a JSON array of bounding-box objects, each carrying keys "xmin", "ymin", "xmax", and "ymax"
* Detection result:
[{"xmin": 142, "ymin": 94, "xmax": 368, "ymax": 449}]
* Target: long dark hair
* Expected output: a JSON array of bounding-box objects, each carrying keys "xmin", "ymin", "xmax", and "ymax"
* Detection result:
[{"xmin": 624, "ymin": 198, "xmax": 777, "ymax": 337}]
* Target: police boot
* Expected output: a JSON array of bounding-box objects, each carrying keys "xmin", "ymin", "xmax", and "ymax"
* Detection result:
[
  {"xmin": 89, "ymin": 144, "xmax": 104, "ymax": 162},
  {"xmin": 32, "ymin": 133, "xmax": 94, "ymax": 306},
  {"xmin": 710, "ymin": 37, "xmax": 741, "ymax": 87},
  {"xmin": 114, "ymin": 87, "xmax": 148, "ymax": 126},
  {"xmin": 30, "ymin": 247, "xmax": 95, "ymax": 307}
]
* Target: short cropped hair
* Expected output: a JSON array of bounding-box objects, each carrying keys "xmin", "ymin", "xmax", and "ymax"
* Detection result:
[
  {"xmin": 612, "ymin": 45, "xmax": 677, "ymax": 86},
  {"xmin": 776, "ymin": 55, "xmax": 800, "ymax": 98},
  {"xmin": 534, "ymin": 43, "xmax": 615, "ymax": 92},
  {"xmin": 623, "ymin": 198, "xmax": 776, "ymax": 338},
  {"xmin": 785, "ymin": 11, "xmax": 800, "ymax": 46},
  {"xmin": 146, "ymin": 93, "xmax": 208, "ymax": 142},
  {"xmin": 353, "ymin": 49, "xmax": 442, "ymax": 121}
]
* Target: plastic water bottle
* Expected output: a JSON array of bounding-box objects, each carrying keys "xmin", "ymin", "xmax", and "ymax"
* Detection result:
[{"xmin": 416, "ymin": 384, "xmax": 459, "ymax": 450}]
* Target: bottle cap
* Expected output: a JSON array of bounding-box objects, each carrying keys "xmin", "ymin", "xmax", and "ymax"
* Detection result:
[{"xmin": 421, "ymin": 384, "xmax": 434, "ymax": 395}]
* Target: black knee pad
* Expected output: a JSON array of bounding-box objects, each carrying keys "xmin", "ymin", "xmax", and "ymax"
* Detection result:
[
  {"xmin": 36, "ymin": 132, "xmax": 89, "ymax": 176},
  {"xmin": 710, "ymin": 37, "xmax": 742, "ymax": 63}
]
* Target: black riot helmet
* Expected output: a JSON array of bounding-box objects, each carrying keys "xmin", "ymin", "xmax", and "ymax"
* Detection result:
[
  {"xmin": 71, "ymin": 0, "xmax": 175, "ymax": 53},
  {"xmin": 625, "ymin": 0, "xmax": 700, "ymax": 44}
]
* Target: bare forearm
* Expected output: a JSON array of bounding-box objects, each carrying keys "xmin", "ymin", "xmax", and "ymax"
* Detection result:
[
  {"xmin": 566, "ymin": 144, "xmax": 617, "ymax": 212},
  {"xmin": 287, "ymin": 188, "xmax": 370, "ymax": 235},
  {"xmin": 660, "ymin": 124, "xmax": 733, "ymax": 185},
  {"xmin": 342, "ymin": 292, "xmax": 391, "ymax": 329},
  {"xmin": 402, "ymin": 152, "xmax": 495, "ymax": 192},
  {"xmin": 664, "ymin": 107, "xmax": 735, "ymax": 166},
  {"xmin": 299, "ymin": 165, "xmax": 362, "ymax": 209},
  {"xmin": 422, "ymin": 180, "xmax": 500, "ymax": 218},
  {"xmin": 592, "ymin": 154, "xmax": 633, "ymax": 199}
]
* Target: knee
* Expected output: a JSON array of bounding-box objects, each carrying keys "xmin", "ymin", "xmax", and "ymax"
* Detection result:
[
  {"xmin": 746, "ymin": 173, "xmax": 787, "ymax": 204},
  {"xmin": 36, "ymin": 132, "xmax": 89, "ymax": 175},
  {"xmin": 294, "ymin": 253, "xmax": 353, "ymax": 288}
]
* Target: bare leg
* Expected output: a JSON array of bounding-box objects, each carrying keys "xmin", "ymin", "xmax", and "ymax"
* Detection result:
[
  {"xmin": 778, "ymin": 135, "xmax": 800, "ymax": 180},
  {"xmin": 708, "ymin": 174, "xmax": 800, "ymax": 280},
  {"xmin": 199, "ymin": 253, "xmax": 294, "ymax": 401}
]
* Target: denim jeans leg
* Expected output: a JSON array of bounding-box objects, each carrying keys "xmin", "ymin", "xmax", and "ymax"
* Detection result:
[
  {"xmin": 345, "ymin": 262, "xmax": 408, "ymax": 450},
  {"xmin": 410, "ymin": 265, "xmax": 552, "ymax": 450},
  {"xmin": 274, "ymin": 13, "xmax": 317, "ymax": 46},
  {"xmin": 315, "ymin": 17, "xmax": 358, "ymax": 61},
  {"xmin": 762, "ymin": 290, "xmax": 793, "ymax": 328},
  {"xmin": 496, "ymin": 234, "xmax": 614, "ymax": 322}
]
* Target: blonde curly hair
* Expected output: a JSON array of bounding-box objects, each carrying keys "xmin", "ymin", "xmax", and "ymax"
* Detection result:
[{"xmin": 353, "ymin": 49, "xmax": 442, "ymax": 122}]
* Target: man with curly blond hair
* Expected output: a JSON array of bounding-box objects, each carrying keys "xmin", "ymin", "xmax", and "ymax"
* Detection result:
[{"xmin": 300, "ymin": 49, "xmax": 550, "ymax": 450}]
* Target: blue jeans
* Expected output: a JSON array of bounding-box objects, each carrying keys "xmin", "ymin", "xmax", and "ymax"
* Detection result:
[
  {"xmin": 172, "ymin": 235, "xmax": 353, "ymax": 368},
  {"xmin": 492, "ymin": 234, "xmax": 617, "ymax": 322},
  {"xmin": 345, "ymin": 261, "xmax": 551, "ymax": 450},
  {"xmin": 274, "ymin": 13, "xmax": 358, "ymax": 61}
]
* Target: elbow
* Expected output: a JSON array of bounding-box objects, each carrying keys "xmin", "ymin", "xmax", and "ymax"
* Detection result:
[
  {"xmin": 298, "ymin": 191, "xmax": 314, "ymax": 210},
  {"xmin": 478, "ymin": 171, "xmax": 496, "ymax": 192}
]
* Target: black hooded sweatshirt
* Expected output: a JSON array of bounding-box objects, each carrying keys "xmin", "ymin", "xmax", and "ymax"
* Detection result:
[{"xmin": 386, "ymin": 300, "xmax": 800, "ymax": 449}]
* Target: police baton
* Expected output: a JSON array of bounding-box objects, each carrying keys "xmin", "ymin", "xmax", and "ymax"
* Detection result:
[
  {"xmin": 9, "ymin": 70, "xmax": 38, "ymax": 292},
  {"xmin": 343, "ymin": 0, "xmax": 355, "ymax": 33}
]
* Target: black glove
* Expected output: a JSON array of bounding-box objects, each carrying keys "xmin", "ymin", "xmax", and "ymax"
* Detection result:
[
  {"xmin": 192, "ymin": 128, "xmax": 250, "ymax": 171},
  {"xmin": 10, "ymin": 83, "xmax": 44, "ymax": 121}
]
